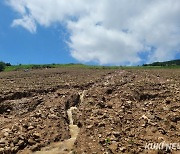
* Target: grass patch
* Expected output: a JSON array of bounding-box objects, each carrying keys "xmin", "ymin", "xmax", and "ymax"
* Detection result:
[
  {"xmin": 3, "ymin": 63, "xmax": 180, "ymax": 72},
  {"xmin": 4, "ymin": 64, "xmax": 122, "ymax": 72}
]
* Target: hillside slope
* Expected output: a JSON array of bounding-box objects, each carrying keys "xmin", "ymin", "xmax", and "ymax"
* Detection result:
[{"xmin": 143, "ymin": 59, "xmax": 180, "ymax": 66}]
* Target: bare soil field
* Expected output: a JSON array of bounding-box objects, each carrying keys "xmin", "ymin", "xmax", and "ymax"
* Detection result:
[{"xmin": 0, "ymin": 68, "xmax": 179, "ymax": 154}]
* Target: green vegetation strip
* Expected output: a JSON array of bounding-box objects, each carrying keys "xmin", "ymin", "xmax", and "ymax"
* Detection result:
[{"xmin": 2, "ymin": 64, "xmax": 180, "ymax": 72}]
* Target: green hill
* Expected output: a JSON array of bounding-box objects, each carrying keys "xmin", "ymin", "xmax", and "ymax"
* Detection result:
[{"xmin": 143, "ymin": 59, "xmax": 180, "ymax": 66}]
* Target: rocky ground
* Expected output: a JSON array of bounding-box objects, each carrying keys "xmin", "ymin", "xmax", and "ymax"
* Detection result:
[{"xmin": 0, "ymin": 68, "xmax": 179, "ymax": 154}]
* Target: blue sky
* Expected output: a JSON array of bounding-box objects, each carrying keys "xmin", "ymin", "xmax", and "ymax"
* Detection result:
[
  {"xmin": 0, "ymin": 0, "xmax": 180, "ymax": 65},
  {"xmin": 0, "ymin": 1, "xmax": 77, "ymax": 65}
]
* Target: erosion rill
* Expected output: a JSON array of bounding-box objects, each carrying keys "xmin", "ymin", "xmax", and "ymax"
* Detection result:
[{"xmin": 34, "ymin": 91, "xmax": 86, "ymax": 154}]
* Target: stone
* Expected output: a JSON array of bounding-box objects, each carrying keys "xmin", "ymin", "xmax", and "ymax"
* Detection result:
[
  {"xmin": 98, "ymin": 122, "xmax": 105, "ymax": 127},
  {"xmin": 87, "ymin": 125, "xmax": 93, "ymax": 129},
  {"xmin": 106, "ymin": 102, "xmax": 113, "ymax": 109},
  {"xmin": 3, "ymin": 132, "xmax": 9, "ymax": 137},
  {"xmin": 108, "ymin": 142, "xmax": 118, "ymax": 153},
  {"xmin": 12, "ymin": 146, "xmax": 19, "ymax": 152},
  {"xmin": 2, "ymin": 128, "xmax": 10, "ymax": 133},
  {"xmin": 98, "ymin": 134, "xmax": 102, "ymax": 138},
  {"xmin": 165, "ymin": 98, "xmax": 171, "ymax": 104},
  {"xmin": 28, "ymin": 138, "xmax": 36, "ymax": 145},
  {"xmin": 28, "ymin": 126, "xmax": 34, "ymax": 130},
  {"xmin": 0, "ymin": 138, "xmax": 6, "ymax": 144},
  {"xmin": 10, "ymin": 142, "xmax": 14, "ymax": 148},
  {"xmin": 12, "ymin": 125, "xmax": 20, "ymax": 132},
  {"xmin": 170, "ymin": 116, "xmax": 180, "ymax": 123},
  {"xmin": 48, "ymin": 114, "xmax": 59, "ymax": 119},
  {"xmin": 112, "ymin": 132, "xmax": 121, "ymax": 138},
  {"xmin": 0, "ymin": 148, "xmax": 4, "ymax": 152},
  {"xmin": 13, "ymin": 138, "xmax": 19, "ymax": 145},
  {"xmin": 119, "ymin": 147, "xmax": 126, "ymax": 152},
  {"xmin": 33, "ymin": 133, "xmax": 41, "ymax": 139},
  {"xmin": 18, "ymin": 140, "xmax": 25, "ymax": 147},
  {"xmin": 5, "ymin": 147, "xmax": 11, "ymax": 153},
  {"xmin": 6, "ymin": 109, "xmax": 11, "ymax": 113}
]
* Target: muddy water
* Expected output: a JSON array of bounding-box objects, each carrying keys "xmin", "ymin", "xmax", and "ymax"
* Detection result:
[
  {"xmin": 34, "ymin": 107, "xmax": 79, "ymax": 154},
  {"xmin": 34, "ymin": 91, "xmax": 86, "ymax": 154}
]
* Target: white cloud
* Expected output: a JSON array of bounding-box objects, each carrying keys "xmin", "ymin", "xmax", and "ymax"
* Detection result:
[
  {"xmin": 11, "ymin": 15, "xmax": 36, "ymax": 33},
  {"xmin": 6, "ymin": 0, "xmax": 180, "ymax": 65},
  {"xmin": 6, "ymin": 0, "xmax": 26, "ymax": 14}
]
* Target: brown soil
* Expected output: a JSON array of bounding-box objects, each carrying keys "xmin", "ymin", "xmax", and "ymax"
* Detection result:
[{"xmin": 0, "ymin": 68, "xmax": 179, "ymax": 154}]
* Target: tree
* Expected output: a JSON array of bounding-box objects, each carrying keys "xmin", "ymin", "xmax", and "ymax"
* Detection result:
[
  {"xmin": 5, "ymin": 63, "xmax": 11, "ymax": 66},
  {"xmin": 0, "ymin": 61, "xmax": 6, "ymax": 72}
]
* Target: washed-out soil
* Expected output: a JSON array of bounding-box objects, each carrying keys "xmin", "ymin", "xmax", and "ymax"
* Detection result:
[{"xmin": 0, "ymin": 68, "xmax": 179, "ymax": 154}]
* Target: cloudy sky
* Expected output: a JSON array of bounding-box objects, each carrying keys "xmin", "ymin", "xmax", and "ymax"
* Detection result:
[{"xmin": 0, "ymin": 0, "xmax": 180, "ymax": 65}]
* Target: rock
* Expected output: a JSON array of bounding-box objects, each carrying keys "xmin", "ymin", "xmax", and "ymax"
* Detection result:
[
  {"xmin": 0, "ymin": 148, "xmax": 4, "ymax": 153},
  {"xmin": 28, "ymin": 126, "xmax": 34, "ymax": 130},
  {"xmin": 126, "ymin": 120, "xmax": 130, "ymax": 124},
  {"xmin": 163, "ymin": 107, "xmax": 169, "ymax": 111},
  {"xmin": 158, "ymin": 127, "xmax": 166, "ymax": 135},
  {"xmin": 98, "ymin": 134, "xmax": 102, "ymax": 138},
  {"xmin": 11, "ymin": 146, "xmax": 19, "ymax": 152},
  {"xmin": 12, "ymin": 125, "xmax": 20, "ymax": 132},
  {"xmin": 33, "ymin": 133, "xmax": 41, "ymax": 139},
  {"xmin": 30, "ymin": 143, "xmax": 41, "ymax": 151},
  {"xmin": 98, "ymin": 101, "xmax": 105, "ymax": 108},
  {"xmin": 165, "ymin": 98, "xmax": 171, "ymax": 104},
  {"xmin": 18, "ymin": 140, "xmax": 25, "ymax": 147},
  {"xmin": 121, "ymin": 106, "xmax": 125, "ymax": 109},
  {"xmin": 112, "ymin": 132, "xmax": 121, "ymax": 138},
  {"xmin": 6, "ymin": 109, "xmax": 11, "ymax": 113},
  {"xmin": 106, "ymin": 102, "xmax": 113, "ymax": 109},
  {"xmin": 22, "ymin": 123, "xmax": 28, "ymax": 129},
  {"xmin": 140, "ymin": 115, "xmax": 150, "ymax": 123},
  {"xmin": 10, "ymin": 142, "xmax": 14, "ymax": 148},
  {"xmin": 102, "ymin": 113, "xmax": 109, "ymax": 119},
  {"xmin": 2, "ymin": 128, "xmax": 10, "ymax": 133},
  {"xmin": 3, "ymin": 132, "xmax": 9, "ymax": 137},
  {"xmin": 141, "ymin": 123, "xmax": 146, "ymax": 127},
  {"xmin": 48, "ymin": 114, "xmax": 59, "ymax": 119},
  {"xmin": 18, "ymin": 135, "xmax": 25, "ymax": 140},
  {"xmin": 0, "ymin": 138, "xmax": 6, "ymax": 144},
  {"xmin": 126, "ymin": 101, "xmax": 132, "ymax": 105},
  {"xmin": 170, "ymin": 116, "xmax": 180, "ymax": 123},
  {"xmin": 98, "ymin": 122, "xmax": 105, "ymax": 127},
  {"xmin": 28, "ymin": 138, "xmax": 36, "ymax": 145},
  {"xmin": 34, "ymin": 112, "xmax": 41, "ymax": 118},
  {"xmin": 13, "ymin": 138, "xmax": 19, "ymax": 145},
  {"xmin": 2, "ymin": 128, "xmax": 11, "ymax": 137},
  {"xmin": 108, "ymin": 142, "xmax": 118, "ymax": 153},
  {"xmin": 140, "ymin": 115, "xmax": 148, "ymax": 120},
  {"xmin": 119, "ymin": 147, "xmax": 126, "ymax": 152},
  {"xmin": 86, "ymin": 125, "xmax": 93, "ymax": 129},
  {"xmin": 4, "ymin": 147, "xmax": 11, "ymax": 153}
]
